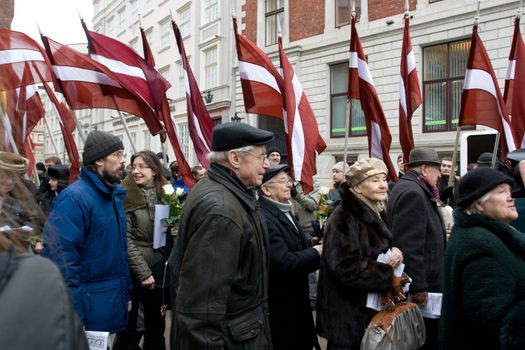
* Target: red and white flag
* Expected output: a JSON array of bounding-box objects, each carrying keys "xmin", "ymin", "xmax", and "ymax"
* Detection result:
[
  {"xmin": 42, "ymin": 35, "xmax": 165, "ymax": 137},
  {"xmin": 459, "ymin": 25, "xmax": 517, "ymax": 156},
  {"xmin": 140, "ymin": 26, "xmax": 195, "ymax": 189},
  {"xmin": 399, "ymin": 15, "xmax": 421, "ymax": 162},
  {"xmin": 278, "ymin": 37, "xmax": 326, "ymax": 193},
  {"xmin": 172, "ymin": 21, "xmax": 214, "ymax": 168},
  {"xmin": 0, "ymin": 29, "xmax": 53, "ymax": 91},
  {"xmin": 3, "ymin": 64, "xmax": 45, "ymax": 156},
  {"xmin": 39, "ymin": 79, "xmax": 81, "ymax": 182},
  {"xmin": 348, "ymin": 17, "xmax": 398, "ymax": 181},
  {"xmin": 81, "ymin": 19, "xmax": 167, "ymax": 139},
  {"xmin": 504, "ymin": 16, "xmax": 525, "ymax": 149},
  {"xmin": 233, "ymin": 17, "xmax": 284, "ymax": 120}
]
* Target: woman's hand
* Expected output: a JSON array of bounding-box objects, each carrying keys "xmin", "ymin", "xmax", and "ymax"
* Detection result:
[
  {"xmin": 387, "ymin": 247, "xmax": 403, "ymax": 267},
  {"xmin": 313, "ymin": 244, "xmax": 323, "ymax": 256},
  {"xmin": 141, "ymin": 275, "xmax": 155, "ymax": 289}
]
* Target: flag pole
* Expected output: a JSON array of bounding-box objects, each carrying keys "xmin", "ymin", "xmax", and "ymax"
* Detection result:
[
  {"xmin": 343, "ymin": 2, "xmax": 357, "ymax": 169},
  {"xmin": 43, "ymin": 116, "xmax": 61, "ymax": 159},
  {"xmin": 116, "ymin": 110, "xmax": 137, "ymax": 154},
  {"xmin": 0, "ymin": 106, "xmax": 19, "ymax": 154},
  {"xmin": 491, "ymin": 132, "xmax": 500, "ymax": 168},
  {"xmin": 405, "ymin": 0, "xmax": 409, "ymax": 16},
  {"xmin": 449, "ymin": 126, "xmax": 461, "ymax": 186},
  {"xmin": 230, "ymin": 3, "xmax": 237, "ymax": 122}
]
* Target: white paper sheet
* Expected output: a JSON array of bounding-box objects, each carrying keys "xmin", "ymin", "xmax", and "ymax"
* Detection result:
[
  {"xmin": 85, "ymin": 330, "xmax": 109, "ymax": 350},
  {"xmin": 366, "ymin": 249, "xmax": 410, "ymax": 311},
  {"xmin": 153, "ymin": 204, "xmax": 169, "ymax": 249},
  {"xmin": 409, "ymin": 292, "xmax": 442, "ymax": 319}
]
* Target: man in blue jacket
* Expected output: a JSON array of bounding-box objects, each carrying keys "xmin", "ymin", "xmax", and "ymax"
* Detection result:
[{"xmin": 43, "ymin": 130, "xmax": 132, "ymax": 333}]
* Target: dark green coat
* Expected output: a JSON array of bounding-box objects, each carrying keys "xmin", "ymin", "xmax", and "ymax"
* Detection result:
[
  {"xmin": 439, "ymin": 209, "xmax": 525, "ymax": 350},
  {"xmin": 122, "ymin": 175, "xmax": 168, "ymax": 282},
  {"xmin": 170, "ymin": 164, "xmax": 271, "ymax": 349}
]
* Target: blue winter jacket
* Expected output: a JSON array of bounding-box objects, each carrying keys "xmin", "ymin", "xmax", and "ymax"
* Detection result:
[{"xmin": 43, "ymin": 167, "xmax": 132, "ymax": 332}]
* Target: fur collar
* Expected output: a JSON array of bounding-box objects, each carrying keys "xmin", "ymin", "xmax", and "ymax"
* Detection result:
[
  {"xmin": 121, "ymin": 175, "xmax": 167, "ymax": 212},
  {"xmin": 338, "ymin": 183, "xmax": 391, "ymax": 240},
  {"xmin": 453, "ymin": 208, "xmax": 525, "ymax": 257}
]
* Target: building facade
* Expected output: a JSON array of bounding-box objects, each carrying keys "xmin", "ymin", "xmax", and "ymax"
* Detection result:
[{"xmin": 237, "ymin": 0, "xmax": 521, "ymax": 180}]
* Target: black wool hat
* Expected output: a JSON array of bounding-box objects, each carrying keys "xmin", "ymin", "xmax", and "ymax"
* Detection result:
[
  {"xmin": 477, "ymin": 152, "xmax": 493, "ymax": 167},
  {"xmin": 266, "ymin": 147, "xmax": 281, "ymax": 156},
  {"xmin": 456, "ymin": 167, "xmax": 514, "ymax": 208},
  {"xmin": 82, "ymin": 130, "xmax": 124, "ymax": 165},
  {"xmin": 47, "ymin": 165, "xmax": 70, "ymax": 180},
  {"xmin": 212, "ymin": 123, "xmax": 274, "ymax": 151},
  {"xmin": 262, "ymin": 164, "xmax": 289, "ymax": 184}
]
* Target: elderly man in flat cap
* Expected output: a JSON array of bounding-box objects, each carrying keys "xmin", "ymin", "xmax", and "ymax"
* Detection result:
[
  {"xmin": 170, "ymin": 122, "xmax": 274, "ymax": 349},
  {"xmin": 386, "ymin": 147, "xmax": 446, "ymax": 350},
  {"xmin": 43, "ymin": 130, "xmax": 132, "ymax": 333}
]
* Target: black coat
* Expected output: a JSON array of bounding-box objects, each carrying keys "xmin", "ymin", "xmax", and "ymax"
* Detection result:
[
  {"xmin": 259, "ymin": 197, "xmax": 320, "ymax": 350},
  {"xmin": 170, "ymin": 164, "xmax": 271, "ymax": 350},
  {"xmin": 386, "ymin": 171, "xmax": 446, "ymax": 293},
  {"xmin": 316, "ymin": 184, "xmax": 394, "ymax": 348},
  {"xmin": 439, "ymin": 210, "xmax": 525, "ymax": 350}
]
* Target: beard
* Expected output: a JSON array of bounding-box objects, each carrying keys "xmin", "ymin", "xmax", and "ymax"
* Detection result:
[{"xmin": 102, "ymin": 165, "xmax": 125, "ymax": 184}]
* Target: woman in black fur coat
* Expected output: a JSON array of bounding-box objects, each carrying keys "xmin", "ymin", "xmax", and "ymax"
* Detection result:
[{"xmin": 316, "ymin": 158, "xmax": 404, "ymax": 350}]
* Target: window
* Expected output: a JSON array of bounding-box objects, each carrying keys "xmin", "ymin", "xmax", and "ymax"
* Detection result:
[
  {"xmin": 335, "ymin": 0, "xmax": 361, "ymax": 27},
  {"xmin": 330, "ymin": 62, "xmax": 366, "ymax": 137},
  {"xmin": 204, "ymin": 0, "xmax": 218, "ymax": 24},
  {"xmin": 265, "ymin": 0, "xmax": 284, "ymax": 46},
  {"xmin": 145, "ymin": 0, "xmax": 154, "ymax": 12},
  {"xmin": 131, "ymin": 0, "xmax": 139, "ymax": 18},
  {"xmin": 423, "ymin": 39, "xmax": 470, "ymax": 132},
  {"xmin": 143, "ymin": 130, "xmax": 151, "ymax": 150},
  {"xmin": 129, "ymin": 38, "xmax": 138, "ymax": 52},
  {"xmin": 160, "ymin": 20, "xmax": 171, "ymax": 49},
  {"xmin": 145, "ymin": 28, "xmax": 153, "ymax": 48},
  {"xmin": 94, "ymin": 0, "xmax": 100, "ymax": 15},
  {"xmin": 204, "ymin": 46, "xmax": 218, "ymax": 89},
  {"xmin": 159, "ymin": 66, "xmax": 170, "ymax": 81},
  {"xmin": 106, "ymin": 16, "xmax": 115, "ymax": 36},
  {"xmin": 117, "ymin": 7, "xmax": 126, "ymax": 33},
  {"xmin": 179, "ymin": 6, "xmax": 191, "ymax": 37},
  {"xmin": 176, "ymin": 122, "xmax": 191, "ymax": 161}
]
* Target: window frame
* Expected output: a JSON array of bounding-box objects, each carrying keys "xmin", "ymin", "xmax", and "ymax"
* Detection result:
[
  {"xmin": 422, "ymin": 39, "xmax": 471, "ymax": 133},
  {"xmin": 159, "ymin": 19, "xmax": 171, "ymax": 50},
  {"xmin": 265, "ymin": 0, "xmax": 284, "ymax": 46},
  {"xmin": 335, "ymin": 0, "xmax": 361, "ymax": 28},
  {"xmin": 179, "ymin": 6, "xmax": 191, "ymax": 38},
  {"xmin": 204, "ymin": 0, "xmax": 219, "ymax": 24},
  {"xmin": 203, "ymin": 46, "xmax": 218, "ymax": 90}
]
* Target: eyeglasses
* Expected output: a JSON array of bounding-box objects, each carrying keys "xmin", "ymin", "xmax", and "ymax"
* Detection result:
[
  {"xmin": 108, "ymin": 150, "xmax": 126, "ymax": 159},
  {"xmin": 131, "ymin": 164, "xmax": 151, "ymax": 171},
  {"xmin": 241, "ymin": 150, "xmax": 269, "ymax": 163},
  {"xmin": 267, "ymin": 177, "xmax": 292, "ymax": 186},
  {"xmin": 0, "ymin": 172, "xmax": 21, "ymax": 183}
]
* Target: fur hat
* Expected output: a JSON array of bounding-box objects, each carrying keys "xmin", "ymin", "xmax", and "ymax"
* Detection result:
[
  {"xmin": 332, "ymin": 161, "xmax": 348, "ymax": 173},
  {"xmin": 346, "ymin": 158, "xmax": 388, "ymax": 187},
  {"xmin": 456, "ymin": 167, "xmax": 514, "ymax": 208},
  {"xmin": 82, "ymin": 130, "xmax": 124, "ymax": 165}
]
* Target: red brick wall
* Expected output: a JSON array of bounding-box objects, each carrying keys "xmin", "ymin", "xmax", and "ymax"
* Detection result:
[
  {"xmin": 241, "ymin": 1, "xmax": 258, "ymax": 43},
  {"xmin": 368, "ymin": 0, "xmax": 416, "ymax": 21},
  {"xmin": 0, "ymin": 0, "xmax": 14, "ymax": 29},
  {"xmin": 289, "ymin": 0, "xmax": 325, "ymax": 42}
]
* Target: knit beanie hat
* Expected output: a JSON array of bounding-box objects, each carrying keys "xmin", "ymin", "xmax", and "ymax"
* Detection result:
[
  {"xmin": 82, "ymin": 130, "xmax": 124, "ymax": 165},
  {"xmin": 456, "ymin": 167, "xmax": 514, "ymax": 208}
]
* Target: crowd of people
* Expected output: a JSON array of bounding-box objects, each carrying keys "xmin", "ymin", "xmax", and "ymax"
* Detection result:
[{"xmin": 1, "ymin": 123, "xmax": 525, "ymax": 349}]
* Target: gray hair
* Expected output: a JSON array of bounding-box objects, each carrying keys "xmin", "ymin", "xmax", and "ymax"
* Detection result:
[
  {"xmin": 464, "ymin": 191, "xmax": 492, "ymax": 215},
  {"xmin": 207, "ymin": 145, "xmax": 256, "ymax": 164}
]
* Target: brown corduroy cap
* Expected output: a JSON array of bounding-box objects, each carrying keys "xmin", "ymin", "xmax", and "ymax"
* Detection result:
[{"xmin": 346, "ymin": 158, "xmax": 388, "ymax": 187}]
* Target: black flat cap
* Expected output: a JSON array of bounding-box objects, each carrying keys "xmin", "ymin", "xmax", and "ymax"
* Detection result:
[
  {"xmin": 262, "ymin": 164, "xmax": 288, "ymax": 184},
  {"xmin": 212, "ymin": 123, "xmax": 274, "ymax": 152},
  {"xmin": 47, "ymin": 165, "xmax": 70, "ymax": 180}
]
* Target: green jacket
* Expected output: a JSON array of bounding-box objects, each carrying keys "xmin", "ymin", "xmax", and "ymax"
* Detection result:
[
  {"xmin": 439, "ymin": 209, "xmax": 525, "ymax": 350},
  {"xmin": 122, "ymin": 175, "xmax": 168, "ymax": 282}
]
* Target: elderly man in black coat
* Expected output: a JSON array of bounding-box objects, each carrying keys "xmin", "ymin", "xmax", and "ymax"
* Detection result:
[
  {"xmin": 170, "ymin": 123, "xmax": 274, "ymax": 350},
  {"xmin": 386, "ymin": 148, "xmax": 446, "ymax": 350}
]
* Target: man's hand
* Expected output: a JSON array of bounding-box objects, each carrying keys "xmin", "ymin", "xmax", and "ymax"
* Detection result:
[{"xmin": 141, "ymin": 275, "xmax": 155, "ymax": 289}]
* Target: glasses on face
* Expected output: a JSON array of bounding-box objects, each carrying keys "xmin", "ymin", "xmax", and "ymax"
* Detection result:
[
  {"xmin": 0, "ymin": 172, "xmax": 21, "ymax": 183},
  {"xmin": 109, "ymin": 150, "xmax": 126, "ymax": 159},
  {"xmin": 241, "ymin": 150, "xmax": 269, "ymax": 163},
  {"xmin": 268, "ymin": 177, "xmax": 292, "ymax": 186},
  {"xmin": 131, "ymin": 164, "xmax": 151, "ymax": 171}
]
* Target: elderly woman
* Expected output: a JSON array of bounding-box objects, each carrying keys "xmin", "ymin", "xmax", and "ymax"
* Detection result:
[
  {"xmin": 439, "ymin": 167, "xmax": 525, "ymax": 349},
  {"xmin": 316, "ymin": 158, "xmax": 404, "ymax": 350},
  {"xmin": 258, "ymin": 164, "xmax": 322, "ymax": 350},
  {"xmin": 0, "ymin": 152, "xmax": 44, "ymax": 252}
]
